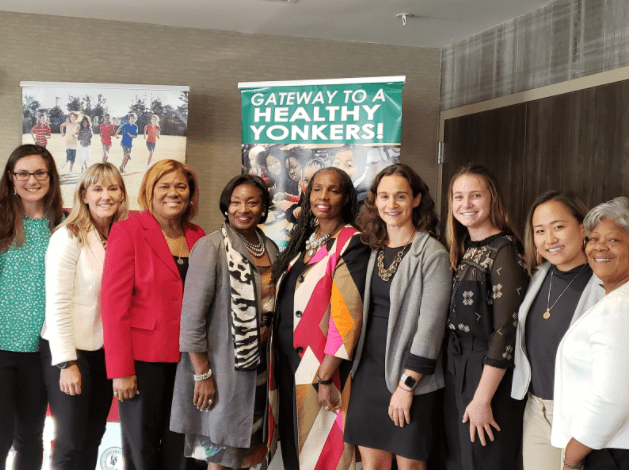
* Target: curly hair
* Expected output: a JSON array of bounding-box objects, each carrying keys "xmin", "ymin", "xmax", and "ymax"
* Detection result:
[
  {"xmin": 356, "ymin": 163, "xmax": 439, "ymax": 249},
  {"xmin": 272, "ymin": 167, "xmax": 358, "ymax": 281},
  {"xmin": 0, "ymin": 144, "xmax": 64, "ymax": 252}
]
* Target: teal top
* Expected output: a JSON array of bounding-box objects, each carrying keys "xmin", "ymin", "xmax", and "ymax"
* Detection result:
[{"xmin": 0, "ymin": 216, "xmax": 51, "ymax": 352}]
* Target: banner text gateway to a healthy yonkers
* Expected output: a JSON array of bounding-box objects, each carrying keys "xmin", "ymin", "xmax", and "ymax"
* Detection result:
[{"xmin": 239, "ymin": 77, "xmax": 405, "ymax": 249}]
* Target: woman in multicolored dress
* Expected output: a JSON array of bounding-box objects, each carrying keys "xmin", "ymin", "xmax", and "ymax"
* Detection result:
[
  {"xmin": 272, "ymin": 167, "xmax": 370, "ymax": 470},
  {"xmin": 0, "ymin": 144, "xmax": 64, "ymax": 469},
  {"xmin": 443, "ymin": 164, "xmax": 529, "ymax": 470},
  {"xmin": 170, "ymin": 174, "xmax": 279, "ymax": 470}
]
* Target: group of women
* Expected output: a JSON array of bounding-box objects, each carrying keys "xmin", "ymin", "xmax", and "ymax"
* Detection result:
[{"xmin": 1, "ymin": 143, "xmax": 629, "ymax": 470}]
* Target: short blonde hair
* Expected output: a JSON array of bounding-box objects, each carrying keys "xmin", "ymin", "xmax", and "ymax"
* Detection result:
[
  {"xmin": 56, "ymin": 163, "xmax": 128, "ymax": 244},
  {"xmin": 138, "ymin": 159, "xmax": 199, "ymax": 225}
]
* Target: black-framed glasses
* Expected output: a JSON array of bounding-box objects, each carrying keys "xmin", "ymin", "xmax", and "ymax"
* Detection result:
[{"xmin": 12, "ymin": 170, "xmax": 50, "ymax": 181}]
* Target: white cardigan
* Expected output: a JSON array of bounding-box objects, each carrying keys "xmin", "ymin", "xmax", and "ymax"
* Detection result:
[
  {"xmin": 41, "ymin": 226, "xmax": 106, "ymax": 365},
  {"xmin": 511, "ymin": 262, "xmax": 605, "ymax": 399},
  {"xmin": 551, "ymin": 280, "xmax": 629, "ymax": 450}
]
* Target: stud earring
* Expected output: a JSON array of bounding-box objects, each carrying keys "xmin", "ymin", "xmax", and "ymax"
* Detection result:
[
  {"xmin": 583, "ymin": 238, "xmax": 587, "ymax": 248},
  {"xmin": 224, "ymin": 211, "xmax": 228, "ymax": 217},
  {"xmin": 13, "ymin": 187, "xmax": 17, "ymax": 196}
]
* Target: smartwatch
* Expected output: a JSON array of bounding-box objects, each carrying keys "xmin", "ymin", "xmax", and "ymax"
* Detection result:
[
  {"xmin": 56, "ymin": 360, "xmax": 77, "ymax": 370},
  {"xmin": 400, "ymin": 373, "xmax": 418, "ymax": 390}
]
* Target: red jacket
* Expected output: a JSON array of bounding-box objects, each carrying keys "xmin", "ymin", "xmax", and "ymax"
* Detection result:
[{"xmin": 101, "ymin": 211, "xmax": 205, "ymax": 379}]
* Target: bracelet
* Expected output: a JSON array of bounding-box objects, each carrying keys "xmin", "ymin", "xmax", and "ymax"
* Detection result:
[
  {"xmin": 194, "ymin": 369, "xmax": 213, "ymax": 381},
  {"xmin": 316, "ymin": 375, "xmax": 333, "ymax": 385},
  {"xmin": 563, "ymin": 458, "xmax": 584, "ymax": 469}
]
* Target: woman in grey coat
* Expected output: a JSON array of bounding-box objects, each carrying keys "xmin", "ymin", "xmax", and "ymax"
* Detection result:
[
  {"xmin": 171, "ymin": 174, "xmax": 279, "ymax": 470},
  {"xmin": 344, "ymin": 164, "xmax": 452, "ymax": 470},
  {"xmin": 511, "ymin": 190, "xmax": 605, "ymax": 470}
]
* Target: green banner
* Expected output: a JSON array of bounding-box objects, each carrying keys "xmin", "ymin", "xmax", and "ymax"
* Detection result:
[{"xmin": 240, "ymin": 79, "xmax": 403, "ymax": 145}]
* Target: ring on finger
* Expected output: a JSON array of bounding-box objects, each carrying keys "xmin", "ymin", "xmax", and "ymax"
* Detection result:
[{"xmin": 208, "ymin": 399, "xmax": 213, "ymax": 405}]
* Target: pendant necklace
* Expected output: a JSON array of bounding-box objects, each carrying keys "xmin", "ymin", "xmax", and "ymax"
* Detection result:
[
  {"xmin": 162, "ymin": 229, "xmax": 185, "ymax": 265},
  {"xmin": 543, "ymin": 264, "xmax": 587, "ymax": 319}
]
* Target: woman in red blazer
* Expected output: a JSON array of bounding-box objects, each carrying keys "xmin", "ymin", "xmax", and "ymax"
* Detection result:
[{"xmin": 101, "ymin": 159, "xmax": 205, "ymax": 470}]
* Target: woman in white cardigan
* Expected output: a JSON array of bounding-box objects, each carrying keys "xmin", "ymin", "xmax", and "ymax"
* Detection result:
[
  {"xmin": 40, "ymin": 163, "xmax": 127, "ymax": 470},
  {"xmin": 552, "ymin": 196, "xmax": 629, "ymax": 470},
  {"xmin": 511, "ymin": 190, "xmax": 605, "ymax": 470}
]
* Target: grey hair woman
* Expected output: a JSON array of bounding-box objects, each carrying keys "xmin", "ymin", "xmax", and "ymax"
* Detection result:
[{"xmin": 552, "ymin": 197, "xmax": 629, "ymax": 470}]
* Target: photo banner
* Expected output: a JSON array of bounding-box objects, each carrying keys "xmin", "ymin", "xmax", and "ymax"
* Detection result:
[
  {"xmin": 239, "ymin": 76, "xmax": 405, "ymax": 249},
  {"xmin": 21, "ymin": 81, "xmax": 189, "ymax": 210}
]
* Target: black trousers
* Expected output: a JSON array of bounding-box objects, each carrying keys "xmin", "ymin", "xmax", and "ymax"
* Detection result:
[
  {"xmin": 586, "ymin": 448, "xmax": 629, "ymax": 470},
  {"xmin": 40, "ymin": 339, "xmax": 113, "ymax": 470},
  {"xmin": 0, "ymin": 350, "xmax": 47, "ymax": 470},
  {"xmin": 119, "ymin": 361, "xmax": 196, "ymax": 470},
  {"xmin": 444, "ymin": 347, "xmax": 525, "ymax": 470}
]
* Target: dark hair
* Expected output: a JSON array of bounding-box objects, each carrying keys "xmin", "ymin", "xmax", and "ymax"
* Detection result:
[
  {"xmin": 332, "ymin": 144, "xmax": 369, "ymax": 179},
  {"xmin": 272, "ymin": 167, "xmax": 358, "ymax": 280},
  {"xmin": 357, "ymin": 164, "xmax": 439, "ymax": 249},
  {"xmin": 219, "ymin": 174, "xmax": 270, "ymax": 224},
  {"xmin": 523, "ymin": 190, "xmax": 588, "ymax": 274},
  {"xmin": 286, "ymin": 146, "xmax": 313, "ymax": 166},
  {"xmin": 138, "ymin": 159, "xmax": 199, "ymax": 225},
  {"xmin": 0, "ymin": 144, "xmax": 64, "ymax": 252},
  {"xmin": 445, "ymin": 163, "xmax": 518, "ymax": 269}
]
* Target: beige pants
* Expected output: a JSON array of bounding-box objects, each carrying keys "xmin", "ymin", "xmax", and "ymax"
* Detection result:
[{"xmin": 522, "ymin": 393, "xmax": 563, "ymax": 470}]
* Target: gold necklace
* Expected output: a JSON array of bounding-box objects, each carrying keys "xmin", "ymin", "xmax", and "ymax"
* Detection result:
[
  {"xmin": 543, "ymin": 264, "xmax": 587, "ymax": 319},
  {"xmin": 162, "ymin": 229, "xmax": 185, "ymax": 265},
  {"xmin": 377, "ymin": 230, "xmax": 415, "ymax": 282}
]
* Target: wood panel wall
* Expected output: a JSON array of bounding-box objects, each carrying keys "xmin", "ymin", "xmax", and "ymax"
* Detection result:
[{"xmin": 441, "ymin": 79, "xmax": 629, "ymax": 235}]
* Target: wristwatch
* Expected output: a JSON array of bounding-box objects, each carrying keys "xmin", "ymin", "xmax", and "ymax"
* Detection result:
[
  {"xmin": 316, "ymin": 375, "xmax": 333, "ymax": 385},
  {"xmin": 400, "ymin": 373, "xmax": 418, "ymax": 390},
  {"xmin": 56, "ymin": 360, "xmax": 77, "ymax": 370}
]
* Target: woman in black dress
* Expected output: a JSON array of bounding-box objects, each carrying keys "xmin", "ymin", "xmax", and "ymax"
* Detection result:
[
  {"xmin": 345, "ymin": 164, "xmax": 452, "ymax": 470},
  {"xmin": 443, "ymin": 164, "xmax": 529, "ymax": 470}
]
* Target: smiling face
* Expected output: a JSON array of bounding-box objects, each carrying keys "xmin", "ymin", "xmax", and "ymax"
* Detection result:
[
  {"xmin": 228, "ymin": 184, "xmax": 265, "ymax": 237},
  {"xmin": 310, "ymin": 169, "xmax": 346, "ymax": 223},
  {"xmin": 332, "ymin": 150, "xmax": 356, "ymax": 180},
  {"xmin": 287, "ymin": 156, "xmax": 302, "ymax": 182},
  {"xmin": 82, "ymin": 176, "xmax": 124, "ymax": 227},
  {"xmin": 151, "ymin": 171, "xmax": 190, "ymax": 224},
  {"xmin": 12, "ymin": 154, "xmax": 50, "ymax": 208},
  {"xmin": 266, "ymin": 155, "xmax": 281, "ymax": 177},
  {"xmin": 376, "ymin": 174, "xmax": 421, "ymax": 231},
  {"xmin": 129, "ymin": 116, "xmax": 137, "ymax": 125},
  {"xmin": 586, "ymin": 218, "xmax": 629, "ymax": 293},
  {"xmin": 451, "ymin": 174, "xmax": 496, "ymax": 239},
  {"xmin": 533, "ymin": 199, "xmax": 587, "ymax": 271}
]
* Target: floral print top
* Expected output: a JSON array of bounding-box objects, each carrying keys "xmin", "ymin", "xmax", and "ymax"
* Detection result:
[
  {"xmin": 0, "ymin": 216, "xmax": 50, "ymax": 352},
  {"xmin": 447, "ymin": 232, "xmax": 529, "ymax": 369}
]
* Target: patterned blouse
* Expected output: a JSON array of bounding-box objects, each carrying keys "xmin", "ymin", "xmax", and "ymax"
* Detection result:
[
  {"xmin": 0, "ymin": 216, "xmax": 50, "ymax": 352},
  {"xmin": 447, "ymin": 232, "xmax": 529, "ymax": 369}
]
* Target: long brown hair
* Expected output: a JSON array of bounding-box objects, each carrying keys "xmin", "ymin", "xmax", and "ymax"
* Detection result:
[
  {"xmin": 0, "ymin": 144, "xmax": 64, "ymax": 252},
  {"xmin": 356, "ymin": 163, "xmax": 439, "ymax": 249},
  {"xmin": 445, "ymin": 164, "xmax": 517, "ymax": 269},
  {"xmin": 523, "ymin": 190, "xmax": 588, "ymax": 275}
]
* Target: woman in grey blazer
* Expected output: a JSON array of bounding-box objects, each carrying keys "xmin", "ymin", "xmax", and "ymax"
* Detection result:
[
  {"xmin": 170, "ymin": 174, "xmax": 279, "ymax": 470},
  {"xmin": 344, "ymin": 164, "xmax": 452, "ymax": 470},
  {"xmin": 511, "ymin": 190, "xmax": 605, "ymax": 470}
]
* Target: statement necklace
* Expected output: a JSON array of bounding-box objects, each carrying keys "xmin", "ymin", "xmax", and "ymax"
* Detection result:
[
  {"xmin": 377, "ymin": 230, "xmax": 415, "ymax": 282},
  {"xmin": 543, "ymin": 264, "xmax": 588, "ymax": 319},
  {"xmin": 306, "ymin": 223, "xmax": 342, "ymax": 257},
  {"xmin": 235, "ymin": 230, "xmax": 266, "ymax": 258}
]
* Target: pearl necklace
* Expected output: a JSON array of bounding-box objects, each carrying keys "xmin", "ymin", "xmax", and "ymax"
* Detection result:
[{"xmin": 235, "ymin": 230, "xmax": 266, "ymax": 257}]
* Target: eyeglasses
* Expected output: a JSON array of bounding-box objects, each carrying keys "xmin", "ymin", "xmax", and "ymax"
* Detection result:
[{"xmin": 12, "ymin": 170, "xmax": 50, "ymax": 181}]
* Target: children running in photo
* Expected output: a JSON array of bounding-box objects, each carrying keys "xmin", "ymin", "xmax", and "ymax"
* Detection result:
[
  {"xmin": 115, "ymin": 113, "xmax": 138, "ymax": 173},
  {"xmin": 100, "ymin": 114, "xmax": 116, "ymax": 162},
  {"xmin": 144, "ymin": 114, "xmax": 161, "ymax": 170},
  {"xmin": 77, "ymin": 116, "xmax": 93, "ymax": 173},
  {"xmin": 59, "ymin": 112, "xmax": 80, "ymax": 175},
  {"xmin": 30, "ymin": 114, "xmax": 51, "ymax": 148}
]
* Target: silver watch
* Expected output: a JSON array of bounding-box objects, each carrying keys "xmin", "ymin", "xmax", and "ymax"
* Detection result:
[{"xmin": 400, "ymin": 373, "xmax": 418, "ymax": 390}]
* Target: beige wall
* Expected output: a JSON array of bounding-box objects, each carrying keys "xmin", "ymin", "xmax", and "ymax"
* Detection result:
[{"xmin": 0, "ymin": 11, "xmax": 441, "ymax": 232}]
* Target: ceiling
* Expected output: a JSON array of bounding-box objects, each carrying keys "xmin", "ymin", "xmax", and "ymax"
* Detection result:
[{"xmin": 2, "ymin": 0, "xmax": 555, "ymax": 48}]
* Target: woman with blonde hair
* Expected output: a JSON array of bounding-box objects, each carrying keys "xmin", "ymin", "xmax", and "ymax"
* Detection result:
[
  {"xmin": 41, "ymin": 162, "xmax": 128, "ymax": 470},
  {"xmin": 444, "ymin": 164, "xmax": 528, "ymax": 470},
  {"xmin": 101, "ymin": 159, "xmax": 205, "ymax": 470}
]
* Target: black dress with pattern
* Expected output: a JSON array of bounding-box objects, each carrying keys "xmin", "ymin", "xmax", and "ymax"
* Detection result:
[{"xmin": 443, "ymin": 232, "xmax": 529, "ymax": 470}]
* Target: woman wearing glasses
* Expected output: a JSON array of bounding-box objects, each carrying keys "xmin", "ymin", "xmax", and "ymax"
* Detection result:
[{"xmin": 0, "ymin": 144, "xmax": 64, "ymax": 470}]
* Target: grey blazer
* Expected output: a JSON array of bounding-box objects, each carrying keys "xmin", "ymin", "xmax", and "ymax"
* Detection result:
[
  {"xmin": 511, "ymin": 262, "xmax": 605, "ymax": 400},
  {"xmin": 170, "ymin": 223, "xmax": 278, "ymax": 448},
  {"xmin": 350, "ymin": 231, "xmax": 452, "ymax": 395}
]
